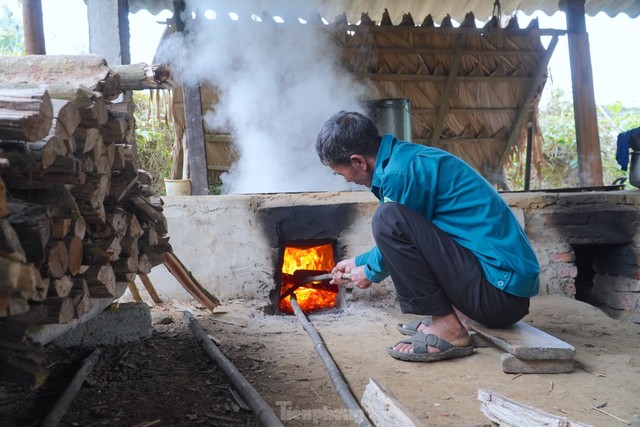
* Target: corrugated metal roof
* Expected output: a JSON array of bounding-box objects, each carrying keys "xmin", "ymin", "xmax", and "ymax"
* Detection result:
[{"xmin": 129, "ymin": 0, "xmax": 640, "ymax": 20}]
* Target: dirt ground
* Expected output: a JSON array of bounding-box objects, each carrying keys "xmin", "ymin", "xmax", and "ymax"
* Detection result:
[{"xmin": 1, "ymin": 293, "xmax": 640, "ymax": 427}]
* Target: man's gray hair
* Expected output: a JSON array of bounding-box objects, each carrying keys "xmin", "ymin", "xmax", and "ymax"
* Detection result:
[{"xmin": 315, "ymin": 111, "xmax": 381, "ymax": 166}]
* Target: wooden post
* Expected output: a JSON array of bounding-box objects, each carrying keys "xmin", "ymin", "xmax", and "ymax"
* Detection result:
[
  {"xmin": 173, "ymin": 1, "xmax": 210, "ymax": 195},
  {"xmin": 562, "ymin": 0, "xmax": 603, "ymax": 186},
  {"xmin": 22, "ymin": 0, "xmax": 46, "ymax": 55}
]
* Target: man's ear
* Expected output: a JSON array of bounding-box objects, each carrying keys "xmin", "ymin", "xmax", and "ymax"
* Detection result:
[{"xmin": 350, "ymin": 154, "xmax": 368, "ymax": 170}]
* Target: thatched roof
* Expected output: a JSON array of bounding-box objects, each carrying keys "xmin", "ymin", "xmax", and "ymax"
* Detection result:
[
  {"xmin": 333, "ymin": 10, "xmax": 562, "ymax": 186},
  {"xmin": 166, "ymin": 8, "xmax": 560, "ymax": 188}
]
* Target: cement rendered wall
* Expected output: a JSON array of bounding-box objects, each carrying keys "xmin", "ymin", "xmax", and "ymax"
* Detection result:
[
  {"xmin": 139, "ymin": 190, "xmax": 640, "ymax": 320},
  {"xmin": 141, "ymin": 191, "xmax": 389, "ymax": 304}
]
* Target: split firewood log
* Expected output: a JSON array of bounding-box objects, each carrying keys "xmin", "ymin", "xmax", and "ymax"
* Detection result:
[
  {"xmin": 83, "ymin": 263, "xmax": 116, "ymax": 298},
  {"xmin": 43, "ymin": 240, "xmax": 68, "ymax": 280},
  {"xmin": 74, "ymin": 126, "xmax": 101, "ymax": 155},
  {"xmin": 49, "ymin": 275, "xmax": 73, "ymax": 298},
  {"xmin": 0, "ymin": 134, "xmax": 68, "ymax": 170},
  {"xmin": 143, "ymin": 236, "xmax": 172, "ymax": 268},
  {"xmin": 69, "ymin": 278, "xmax": 92, "ymax": 318},
  {"xmin": 78, "ymin": 92, "xmax": 108, "ymax": 127},
  {"xmin": 111, "ymin": 63, "xmax": 174, "ymax": 91},
  {"xmin": 0, "ymin": 87, "xmax": 53, "ymax": 142},
  {"xmin": 1, "ymin": 154, "xmax": 86, "ymax": 189},
  {"xmin": 5, "ymin": 199, "xmax": 50, "ymax": 267},
  {"xmin": 139, "ymin": 225, "xmax": 159, "ymax": 247},
  {"xmin": 0, "ymin": 256, "xmax": 41, "ymax": 301},
  {"xmin": 82, "ymin": 235, "xmax": 121, "ymax": 264},
  {"xmin": 113, "ymin": 253, "xmax": 138, "ymax": 279},
  {"xmin": 0, "ymin": 218, "xmax": 27, "ymax": 263},
  {"xmin": 119, "ymin": 236, "xmax": 140, "ymax": 258},
  {"xmin": 137, "ymin": 253, "xmax": 152, "ymax": 275},
  {"xmin": 63, "ymin": 235, "xmax": 82, "ymax": 276},
  {"xmin": 106, "ymin": 205, "xmax": 128, "ymax": 238},
  {"xmin": 100, "ymin": 117, "xmax": 127, "ymax": 143},
  {"xmin": 50, "ymin": 98, "xmax": 81, "ymax": 141},
  {"xmin": 11, "ymin": 187, "xmax": 86, "ymax": 240},
  {"xmin": 126, "ymin": 212, "xmax": 144, "ymax": 239},
  {"xmin": 34, "ymin": 296, "xmax": 75, "ymax": 324},
  {"xmin": 0, "ymin": 55, "xmax": 122, "ymax": 100},
  {"xmin": 124, "ymin": 194, "xmax": 168, "ymax": 235},
  {"xmin": 109, "ymin": 167, "xmax": 139, "ymax": 202},
  {"xmin": 50, "ymin": 218, "xmax": 71, "ymax": 239},
  {"xmin": 0, "ymin": 177, "xmax": 8, "ymax": 218}
]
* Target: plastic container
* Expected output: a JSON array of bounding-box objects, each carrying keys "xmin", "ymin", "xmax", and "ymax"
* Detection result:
[{"xmin": 164, "ymin": 179, "xmax": 191, "ymax": 196}]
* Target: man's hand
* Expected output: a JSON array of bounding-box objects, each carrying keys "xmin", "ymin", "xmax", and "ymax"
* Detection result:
[{"xmin": 331, "ymin": 258, "xmax": 372, "ymax": 289}]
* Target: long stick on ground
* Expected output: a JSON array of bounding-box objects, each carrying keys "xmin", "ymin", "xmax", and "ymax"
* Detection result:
[
  {"xmin": 290, "ymin": 295, "xmax": 373, "ymax": 427},
  {"xmin": 41, "ymin": 347, "xmax": 103, "ymax": 427},
  {"xmin": 182, "ymin": 310, "xmax": 283, "ymax": 427}
]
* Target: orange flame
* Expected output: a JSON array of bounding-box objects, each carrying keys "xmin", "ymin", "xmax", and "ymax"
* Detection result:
[{"xmin": 279, "ymin": 243, "xmax": 338, "ymax": 314}]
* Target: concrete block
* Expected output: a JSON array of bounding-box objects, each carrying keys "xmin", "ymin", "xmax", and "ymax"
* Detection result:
[
  {"xmin": 500, "ymin": 353, "xmax": 574, "ymax": 374},
  {"xmin": 52, "ymin": 302, "xmax": 151, "ymax": 348}
]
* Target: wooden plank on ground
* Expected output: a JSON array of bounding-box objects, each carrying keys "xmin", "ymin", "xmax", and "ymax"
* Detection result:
[
  {"xmin": 467, "ymin": 320, "xmax": 575, "ymax": 360},
  {"xmin": 478, "ymin": 389, "xmax": 592, "ymax": 427},
  {"xmin": 361, "ymin": 378, "xmax": 426, "ymax": 427},
  {"xmin": 163, "ymin": 252, "xmax": 219, "ymax": 311}
]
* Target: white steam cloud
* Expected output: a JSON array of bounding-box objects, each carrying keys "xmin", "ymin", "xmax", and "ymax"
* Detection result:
[{"xmin": 157, "ymin": 1, "xmax": 368, "ymax": 194}]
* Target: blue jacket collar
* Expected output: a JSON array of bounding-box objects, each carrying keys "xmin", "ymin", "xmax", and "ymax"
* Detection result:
[{"xmin": 371, "ymin": 134, "xmax": 397, "ymax": 199}]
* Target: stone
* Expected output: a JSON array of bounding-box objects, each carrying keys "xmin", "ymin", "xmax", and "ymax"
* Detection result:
[
  {"xmin": 52, "ymin": 302, "xmax": 151, "ymax": 348},
  {"xmin": 500, "ymin": 353, "xmax": 574, "ymax": 374}
]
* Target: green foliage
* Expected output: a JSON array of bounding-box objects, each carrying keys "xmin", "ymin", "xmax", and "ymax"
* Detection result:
[
  {"xmin": 0, "ymin": 2, "xmax": 24, "ymax": 56},
  {"xmin": 132, "ymin": 91, "xmax": 174, "ymax": 195},
  {"xmin": 508, "ymin": 89, "xmax": 640, "ymax": 190}
]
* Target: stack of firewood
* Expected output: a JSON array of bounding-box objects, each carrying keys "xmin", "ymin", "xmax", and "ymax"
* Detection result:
[{"xmin": 0, "ymin": 55, "xmax": 173, "ymax": 388}]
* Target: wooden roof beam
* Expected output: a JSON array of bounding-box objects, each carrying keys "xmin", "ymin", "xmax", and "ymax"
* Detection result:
[{"xmin": 430, "ymin": 35, "xmax": 466, "ymax": 146}]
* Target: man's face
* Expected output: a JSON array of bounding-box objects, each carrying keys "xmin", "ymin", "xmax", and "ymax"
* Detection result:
[{"xmin": 328, "ymin": 155, "xmax": 373, "ymax": 187}]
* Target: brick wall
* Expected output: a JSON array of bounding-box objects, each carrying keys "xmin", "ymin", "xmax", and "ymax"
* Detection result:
[{"xmin": 504, "ymin": 191, "xmax": 640, "ymax": 321}]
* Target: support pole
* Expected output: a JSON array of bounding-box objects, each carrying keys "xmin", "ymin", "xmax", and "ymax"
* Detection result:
[
  {"xmin": 562, "ymin": 0, "xmax": 603, "ymax": 186},
  {"xmin": 172, "ymin": 1, "xmax": 209, "ymax": 195},
  {"xmin": 22, "ymin": 0, "xmax": 46, "ymax": 55},
  {"xmin": 183, "ymin": 310, "xmax": 284, "ymax": 427},
  {"xmin": 290, "ymin": 296, "xmax": 373, "ymax": 427},
  {"xmin": 524, "ymin": 122, "xmax": 533, "ymax": 191}
]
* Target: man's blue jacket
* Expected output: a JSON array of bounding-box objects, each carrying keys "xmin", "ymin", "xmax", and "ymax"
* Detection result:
[{"xmin": 354, "ymin": 134, "xmax": 540, "ymax": 298}]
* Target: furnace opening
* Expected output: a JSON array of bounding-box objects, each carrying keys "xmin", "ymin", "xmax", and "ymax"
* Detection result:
[
  {"xmin": 274, "ymin": 240, "xmax": 341, "ymax": 315},
  {"xmin": 572, "ymin": 243, "xmax": 629, "ymax": 308}
]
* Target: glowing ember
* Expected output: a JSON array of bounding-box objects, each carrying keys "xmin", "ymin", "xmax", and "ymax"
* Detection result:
[{"xmin": 279, "ymin": 243, "xmax": 337, "ymax": 314}]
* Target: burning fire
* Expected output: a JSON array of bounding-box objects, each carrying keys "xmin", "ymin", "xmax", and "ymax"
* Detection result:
[{"xmin": 279, "ymin": 243, "xmax": 338, "ymax": 314}]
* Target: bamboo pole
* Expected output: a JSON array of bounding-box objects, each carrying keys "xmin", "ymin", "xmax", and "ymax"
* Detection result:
[
  {"xmin": 41, "ymin": 348, "xmax": 103, "ymax": 427},
  {"xmin": 182, "ymin": 310, "xmax": 284, "ymax": 427},
  {"xmin": 290, "ymin": 295, "xmax": 373, "ymax": 427}
]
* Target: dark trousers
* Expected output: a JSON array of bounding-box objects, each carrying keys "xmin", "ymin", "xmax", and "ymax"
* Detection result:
[{"xmin": 372, "ymin": 202, "xmax": 529, "ymax": 328}]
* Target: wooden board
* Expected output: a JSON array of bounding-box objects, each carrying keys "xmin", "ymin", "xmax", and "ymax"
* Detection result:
[
  {"xmin": 478, "ymin": 389, "xmax": 592, "ymax": 427},
  {"xmin": 361, "ymin": 378, "xmax": 425, "ymax": 427},
  {"xmin": 467, "ymin": 320, "xmax": 575, "ymax": 360}
]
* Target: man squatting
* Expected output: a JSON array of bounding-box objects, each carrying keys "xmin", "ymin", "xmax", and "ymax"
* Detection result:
[{"xmin": 315, "ymin": 111, "xmax": 540, "ymax": 362}]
